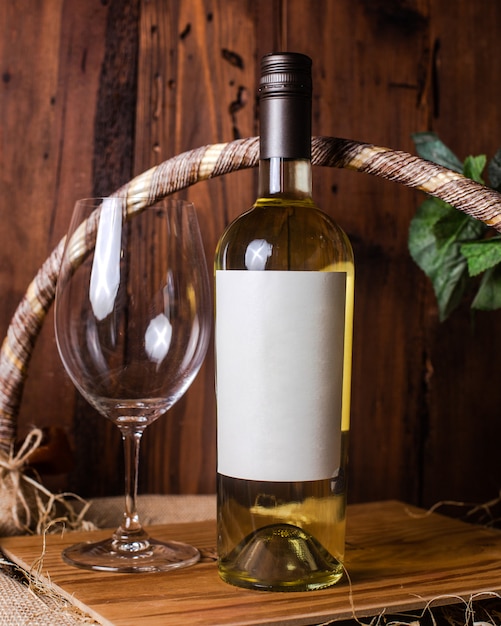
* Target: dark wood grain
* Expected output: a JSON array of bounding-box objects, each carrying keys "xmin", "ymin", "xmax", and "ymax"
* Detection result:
[
  {"xmin": 0, "ymin": 0, "xmax": 111, "ymax": 492},
  {"xmin": 419, "ymin": 0, "xmax": 501, "ymax": 506},
  {"xmin": 70, "ymin": 0, "xmax": 141, "ymax": 498},
  {"xmin": 1, "ymin": 0, "xmax": 501, "ymax": 508}
]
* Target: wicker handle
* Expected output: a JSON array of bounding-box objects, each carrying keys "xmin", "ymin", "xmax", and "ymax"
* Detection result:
[{"xmin": 1, "ymin": 135, "xmax": 501, "ymax": 451}]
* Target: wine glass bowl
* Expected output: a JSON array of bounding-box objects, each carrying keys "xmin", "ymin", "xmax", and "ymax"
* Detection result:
[{"xmin": 55, "ymin": 196, "xmax": 211, "ymax": 572}]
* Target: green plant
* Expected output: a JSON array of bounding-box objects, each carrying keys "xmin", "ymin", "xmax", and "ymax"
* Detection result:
[{"xmin": 408, "ymin": 132, "xmax": 501, "ymax": 320}]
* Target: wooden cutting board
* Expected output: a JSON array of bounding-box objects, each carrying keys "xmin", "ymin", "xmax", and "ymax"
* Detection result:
[{"xmin": 2, "ymin": 500, "xmax": 501, "ymax": 625}]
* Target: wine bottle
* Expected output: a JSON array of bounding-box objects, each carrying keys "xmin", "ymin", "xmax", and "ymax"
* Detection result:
[{"xmin": 214, "ymin": 52, "xmax": 354, "ymax": 592}]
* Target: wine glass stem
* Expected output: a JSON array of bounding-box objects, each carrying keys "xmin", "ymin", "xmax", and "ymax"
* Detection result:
[{"xmin": 113, "ymin": 424, "xmax": 149, "ymax": 549}]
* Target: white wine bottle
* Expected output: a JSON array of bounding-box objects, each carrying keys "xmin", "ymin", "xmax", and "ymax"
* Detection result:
[{"xmin": 215, "ymin": 52, "xmax": 354, "ymax": 592}]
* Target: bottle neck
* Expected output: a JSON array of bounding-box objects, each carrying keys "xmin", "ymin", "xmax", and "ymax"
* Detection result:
[
  {"xmin": 258, "ymin": 158, "xmax": 312, "ymax": 199},
  {"xmin": 258, "ymin": 84, "xmax": 312, "ymax": 201}
]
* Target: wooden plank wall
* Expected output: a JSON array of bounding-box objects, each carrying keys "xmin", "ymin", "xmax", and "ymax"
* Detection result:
[{"xmin": 1, "ymin": 0, "xmax": 501, "ymax": 509}]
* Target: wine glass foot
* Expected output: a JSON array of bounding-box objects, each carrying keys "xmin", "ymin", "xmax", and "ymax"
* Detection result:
[{"xmin": 62, "ymin": 537, "xmax": 200, "ymax": 573}]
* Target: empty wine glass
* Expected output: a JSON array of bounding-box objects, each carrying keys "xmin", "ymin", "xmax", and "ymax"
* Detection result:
[{"xmin": 54, "ymin": 196, "xmax": 211, "ymax": 572}]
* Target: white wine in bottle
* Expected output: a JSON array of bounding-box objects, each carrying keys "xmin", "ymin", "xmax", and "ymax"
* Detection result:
[{"xmin": 215, "ymin": 52, "xmax": 354, "ymax": 592}]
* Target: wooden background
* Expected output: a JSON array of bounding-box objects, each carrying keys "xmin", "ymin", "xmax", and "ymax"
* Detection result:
[{"xmin": 1, "ymin": 0, "xmax": 501, "ymax": 510}]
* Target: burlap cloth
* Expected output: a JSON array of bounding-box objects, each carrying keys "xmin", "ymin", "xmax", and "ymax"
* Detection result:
[{"xmin": 0, "ymin": 494, "xmax": 216, "ymax": 625}]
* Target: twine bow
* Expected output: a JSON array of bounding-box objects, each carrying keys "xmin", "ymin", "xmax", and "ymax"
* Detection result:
[
  {"xmin": 0, "ymin": 428, "xmax": 93, "ymax": 536},
  {"xmin": 0, "ymin": 428, "xmax": 43, "ymax": 532},
  {"xmin": 0, "ymin": 428, "xmax": 44, "ymax": 473}
]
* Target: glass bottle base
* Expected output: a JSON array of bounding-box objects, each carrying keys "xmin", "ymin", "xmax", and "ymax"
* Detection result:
[
  {"xmin": 62, "ymin": 536, "xmax": 200, "ymax": 573},
  {"xmin": 218, "ymin": 523, "xmax": 344, "ymax": 591}
]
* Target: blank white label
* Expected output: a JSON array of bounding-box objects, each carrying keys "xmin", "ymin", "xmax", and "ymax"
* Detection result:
[{"xmin": 216, "ymin": 270, "xmax": 346, "ymax": 482}]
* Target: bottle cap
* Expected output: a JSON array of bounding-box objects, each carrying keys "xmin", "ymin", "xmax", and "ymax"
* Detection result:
[
  {"xmin": 259, "ymin": 52, "xmax": 312, "ymax": 98},
  {"xmin": 258, "ymin": 52, "xmax": 312, "ymax": 159}
]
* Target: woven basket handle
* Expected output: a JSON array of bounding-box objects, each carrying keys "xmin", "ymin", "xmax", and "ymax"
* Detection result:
[{"xmin": 1, "ymin": 136, "xmax": 500, "ymax": 451}]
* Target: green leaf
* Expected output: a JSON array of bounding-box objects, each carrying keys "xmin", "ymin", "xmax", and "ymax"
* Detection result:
[
  {"xmin": 471, "ymin": 263, "xmax": 501, "ymax": 310},
  {"xmin": 411, "ymin": 132, "xmax": 463, "ymax": 173},
  {"xmin": 409, "ymin": 197, "xmax": 486, "ymax": 320},
  {"xmin": 463, "ymin": 154, "xmax": 486, "ymax": 184},
  {"xmin": 409, "ymin": 197, "xmax": 451, "ymax": 267},
  {"xmin": 488, "ymin": 148, "xmax": 501, "ymax": 191},
  {"xmin": 460, "ymin": 237, "xmax": 501, "ymax": 276},
  {"xmin": 409, "ymin": 199, "xmax": 464, "ymax": 320},
  {"xmin": 433, "ymin": 206, "xmax": 487, "ymax": 249},
  {"xmin": 409, "ymin": 132, "xmax": 501, "ymax": 318}
]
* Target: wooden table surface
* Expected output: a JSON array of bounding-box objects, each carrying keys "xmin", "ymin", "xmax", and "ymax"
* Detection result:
[{"xmin": 2, "ymin": 500, "xmax": 501, "ymax": 625}]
